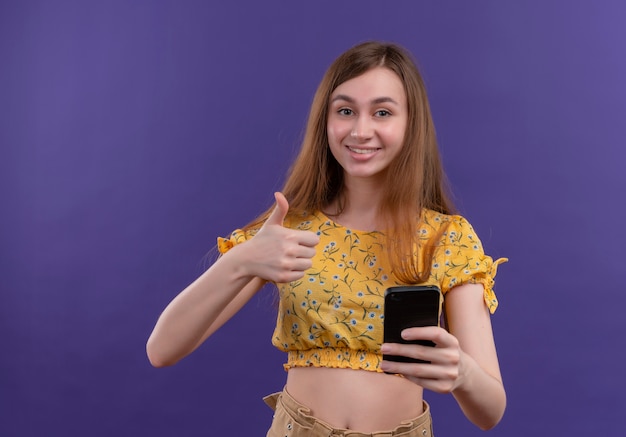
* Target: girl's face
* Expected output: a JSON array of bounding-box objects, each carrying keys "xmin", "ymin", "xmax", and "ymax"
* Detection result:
[{"xmin": 327, "ymin": 67, "xmax": 408, "ymax": 183}]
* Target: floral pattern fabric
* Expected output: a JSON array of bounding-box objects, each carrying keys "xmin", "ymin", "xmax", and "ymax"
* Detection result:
[{"xmin": 217, "ymin": 209, "xmax": 506, "ymax": 372}]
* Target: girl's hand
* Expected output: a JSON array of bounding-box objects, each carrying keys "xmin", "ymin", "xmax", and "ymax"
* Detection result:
[
  {"xmin": 243, "ymin": 192, "xmax": 319, "ymax": 283},
  {"xmin": 380, "ymin": 326, "xmax": 466, "ymax": 394}
]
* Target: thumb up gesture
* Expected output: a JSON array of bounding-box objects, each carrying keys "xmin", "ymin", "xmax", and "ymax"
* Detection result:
[{"xmin": 248, "ymin": 192, "xmax": 319, "ymax": 283}]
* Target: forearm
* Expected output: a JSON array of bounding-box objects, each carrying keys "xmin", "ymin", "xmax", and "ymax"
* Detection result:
[
  {"xmin": 452, "ymin": 351, "xmax": 506, "ymax": 430},
  {"xmin": 146, "ymin": 195, "xmax": 318, "ymax": 367},
  {"xmin": 146, "ymin": 245, "xmax": 262, "ymax": 367}
]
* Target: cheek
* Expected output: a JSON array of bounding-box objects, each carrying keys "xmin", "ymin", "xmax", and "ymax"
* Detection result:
[
  {"xmin": 327, "ymin": 122, "xmax": 347, "ymax": 145},
  {"xmin": 382, "ymin": 121, "xmax": 408, "ymax": 146},
  {"xmin": 379, "ymin": 128, "xmax": 404, "ymax": 147}
]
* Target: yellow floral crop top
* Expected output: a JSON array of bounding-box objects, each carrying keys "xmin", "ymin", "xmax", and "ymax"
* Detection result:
[{"xmin": 217, "ymin": 209, "xmax": 506, "ymax": 373}]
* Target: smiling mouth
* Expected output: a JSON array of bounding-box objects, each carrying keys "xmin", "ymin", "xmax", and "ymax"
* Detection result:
[{"xmin": 348, "ymin": 146, "xmax": 380, "ymax": 154}]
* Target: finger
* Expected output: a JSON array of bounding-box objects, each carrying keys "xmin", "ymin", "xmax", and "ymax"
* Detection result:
[
  {"xmin": 293, "ymin": 245, "xmax": 317, "ymax": 259},
  {"xmin": 394, "ymin": 363, "xmax": 459, "ymax": 394},
  {"xmin": 264, "ymin": 192, "xmax": 289, "ymax": 227},
  {"xmin": 401, "ymin": 326, "xmax": 450, "ymax": 346},
  {"xmin": 407, "ymin": 375, "xmax": 453, "ymax": 394},
  {"xmin": 284, "ymin": 257, "xmax": 315, "ymax": 273},
  {"xmin": 283, "ymin": 243, "xmax": 317, "ymax": 260},
  {"xmin": 382, "ymin": 342, "xmax": 434, "ymax": 363},
  {"xmin": 273, "ymin": 270, "xmax": 307, "ymax": 283},
  {"xmin": 407, "ymin": 363, "xmax": 458, "ymax": 382},
  {"xmin": 380, "ymin": 358, "xmax": 429, "ymax": 377},
  {"xmin": 380, "ymin": 356, "xmax": 450, "ymax": 384},
  {"xmin": 383, "ymin": 355, "xmax": 442, "ymax": 379},
  {"xmin": 293, "ymin": 230, "xmax": 320, "ymax": 248}
]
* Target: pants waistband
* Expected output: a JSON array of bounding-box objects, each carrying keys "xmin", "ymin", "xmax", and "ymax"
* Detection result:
[{"xmin": 264, "ymin": 388, "xmax": 433, "ymax": 437}]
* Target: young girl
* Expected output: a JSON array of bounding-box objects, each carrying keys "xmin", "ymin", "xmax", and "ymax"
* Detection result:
[{"xmin": 147, "ymin": 41, "xmax": 507, "ymax": 436}]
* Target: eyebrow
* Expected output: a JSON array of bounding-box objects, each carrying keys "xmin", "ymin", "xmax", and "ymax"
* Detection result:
[{"xmin": 330, "ymin": 94, "xmax": 400, "ymax": 106}]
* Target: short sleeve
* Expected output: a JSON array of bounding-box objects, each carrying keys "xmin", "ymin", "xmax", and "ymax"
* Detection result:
[
  {"xmin": 217, "ymin": 228, "xmax": 259, "ymax": 254},
  {"xmin": 217, "ymin": 214, "xmax": 298, "ymax": 255},
  {"xmin": 429, "ymin": 215, "xmax": 507, "ymax": 314}
]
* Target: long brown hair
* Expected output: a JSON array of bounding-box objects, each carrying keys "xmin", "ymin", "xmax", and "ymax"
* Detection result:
[{"xmin": 247, "ymin": 41, "xmax": 454, "ymax": 283}]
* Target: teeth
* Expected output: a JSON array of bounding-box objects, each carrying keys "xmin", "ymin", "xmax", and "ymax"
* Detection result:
[{"xmin": 348, "ymin": 147, "xmax": 376, "ymax": 154}]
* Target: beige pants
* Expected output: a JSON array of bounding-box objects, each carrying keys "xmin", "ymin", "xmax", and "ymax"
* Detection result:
[{"xmin": 264, "ymin": 389, "xmax": 433, "ymax": 437}]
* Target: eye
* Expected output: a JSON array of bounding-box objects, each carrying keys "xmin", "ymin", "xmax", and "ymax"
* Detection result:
[
  {"xmin": 338, "ymin": 108, "xmax": 353, "ymax": 116},
  {"xmin": 375, "ymin": 109, "xmax": 391, "ymax": 117}
]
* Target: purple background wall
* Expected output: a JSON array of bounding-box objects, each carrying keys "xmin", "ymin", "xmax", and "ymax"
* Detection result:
[{"xmin": 2, "ymin": 1, "xmax": 625, "ymax": 435}]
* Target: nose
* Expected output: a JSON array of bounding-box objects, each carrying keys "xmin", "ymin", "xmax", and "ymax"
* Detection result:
[{"xmin": 350, "ymin": 115, "xmax": 373, "ymax": 141}]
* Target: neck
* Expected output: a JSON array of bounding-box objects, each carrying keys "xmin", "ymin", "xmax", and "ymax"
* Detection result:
[{"xmin": 327, "ymin": 176, "xmax": 386, "ymax": 231}]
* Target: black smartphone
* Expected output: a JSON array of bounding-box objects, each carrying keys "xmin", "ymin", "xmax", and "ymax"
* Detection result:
[{"xmin": 383, "ymin": 285, "xmax": 442, "ymax": 364}]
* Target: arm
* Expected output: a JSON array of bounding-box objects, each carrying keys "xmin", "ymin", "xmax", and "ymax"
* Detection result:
[
  {"xmin": 146, "ymin": 249, "xmax": 266, "ymax": 368},
  {"xmin": 380, "ymin": 283, "xmax": 505, "ymax": 430},
  {"xmin": 445, "ymin": 283, "xmax": 506, "ymax": 429},
  {"xmin": 146, "ymin": 193, "xmax": 319, "ymax": 367}
]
